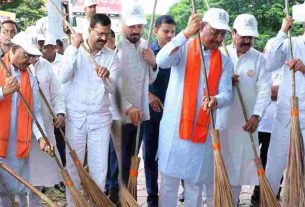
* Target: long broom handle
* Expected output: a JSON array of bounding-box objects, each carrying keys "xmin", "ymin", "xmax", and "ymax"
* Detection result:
[
  {"xmin": 48, "ymin": 0, "xmax": 113, "ymax": 90},
  {"xmin": 134, "ymin": 0, "xmax": 158, "ymax": 157},
  {"xmin": 202, "ymin": 0, "xmax": 259, "ymax": 159},
  {"xmin": 191, "ymin": 0, "xmax": 215, "ymax": 128},
  {"xmin": 285, "ymin": 0, "xmax": 296, "ymax": 97},
  {"xmin": 0, "ymin": 162, "xmax": 58, "ymax": 207}
]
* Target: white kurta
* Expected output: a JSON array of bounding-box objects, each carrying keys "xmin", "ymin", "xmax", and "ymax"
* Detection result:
[
  {"xmin": 217, "ymin": 45, "xmax": 271, "ymax": 186},
  {"xmin": 265, "ymin": 31, "xmax": 305, "ymax": 193},
  {"xmin": 0, "ymin": 65, "xmax": 45, "ymax": 194},
  {"xmin": 156, "ymin": 32, "xmax": 233, "ymax": 184},
  {"xmin": 28, "ymin": 57, "xmax": 65, "ymax": 186},
  {"xmin": 118, "ymin": 37, "xmax": 159, "ymax": 123}
]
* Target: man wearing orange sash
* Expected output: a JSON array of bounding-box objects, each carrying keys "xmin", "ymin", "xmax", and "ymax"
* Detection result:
[
  {"xmin": 0, "ymin": 31, "xmax": 53, "ymax": 206},
  {"xmin": 156, "ymin": 8, "xmax": 233, "ymax": 207}
]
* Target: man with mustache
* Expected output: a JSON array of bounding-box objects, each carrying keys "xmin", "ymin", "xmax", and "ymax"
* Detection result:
[
  {"xmin": 0, "ymin": 31, "xmax": 53, "ymax": 206},
  {"xmin": 156, "ymin": 8, "xmax": 232, "ymax": 206},
  {"xmin": 118, "ymin": 3, "xmax": 158, "ymax": 186},
  {"xmin": 60, "ymin": 13, "xmax": 119, "ymax": 207},
  {"xmin": 217, "ymin": 14, "xmax": 271, "ymax": 205},
  {"xmin": 0, "ymin": 19, "xmax": 17, "ymax": 56}
]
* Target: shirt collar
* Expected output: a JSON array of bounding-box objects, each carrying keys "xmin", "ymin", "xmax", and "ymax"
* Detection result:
[
  {"xmin": 53, "ymin": 53, "xmax": 62, "ymax": 63},
  {"xmin": 151, "ymin": 41, "xmax": 160, "ymax": 51}
]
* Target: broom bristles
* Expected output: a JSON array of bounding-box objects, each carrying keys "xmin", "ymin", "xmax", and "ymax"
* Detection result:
[
  {"xmin": 253, "ymin": 158, "xmax": 281, "ymax": 207},
  {"xmin": 121, "ymin": 185, "xmax": 140, "ymax": 207},
  {"xmin": 60, "ymin": 169, "xmax": 89, "ymax": 207},
  {"xmin": 127, "ymin": 156, "xmax": 141, "ymax": 199},
  {"xmin": 10, "ymin": 202, "xmax": 19, "ymax": 207},
  {"xmin": 211, "ymin": 129, "xmax": 234, "ymax": 207},
  {"xmin": 69, "ymin": 150, "xmax": 115, "ymax": 207},
  {"xmin": 284, "ymin": 96, "xmax": 305, "ymax": 206}
]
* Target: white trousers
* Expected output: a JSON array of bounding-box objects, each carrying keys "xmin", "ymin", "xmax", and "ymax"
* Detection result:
[
  {"xmin": 0, "ymin": 193, "xmax": 28, "ymax": 207},
  {"xmin": 265, "ymin": 118, "xmax": 305, "ymax": 194},
  {"xmin": 65, "ymin": 119, "xmax": 111, "ymax": 207},
  {"xmin": 159, "ymin": 173, "xmax": 213, "ymax": 207}
]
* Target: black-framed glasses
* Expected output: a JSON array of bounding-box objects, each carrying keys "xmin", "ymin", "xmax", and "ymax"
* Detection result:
[{"xmin": 94, "ymin": 30, "xmax": 111, "ymax": 38}]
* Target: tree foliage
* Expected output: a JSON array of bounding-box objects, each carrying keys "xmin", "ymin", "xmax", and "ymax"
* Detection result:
[
  {"xmin": 168, "ymin": 0, "xmax": 304, "ymax": 51},
  {"xmin": 0, "ymin": 0, "xmax": 46, "ymax": 31}
]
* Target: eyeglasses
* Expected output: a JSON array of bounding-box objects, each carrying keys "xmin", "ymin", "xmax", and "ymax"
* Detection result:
[
  {"xmin": 93, "ymin": 30, "xmax": 111, "ymax": 38},
  {"xmin": 21, "ymin": 48, "xmax": 39, "ymax": 60},
  {"xmin": 208, "ymin": 25, "xmax": 227, "ymax": 38}
]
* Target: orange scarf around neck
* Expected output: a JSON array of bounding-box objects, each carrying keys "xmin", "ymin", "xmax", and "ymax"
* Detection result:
[
  {"xmin": 0, "ymin": 53, "xmax": 33, "ymax": 158},
  {"xmin": 179, "ymin": 38, "xmax": 222, "ymax": 143}
]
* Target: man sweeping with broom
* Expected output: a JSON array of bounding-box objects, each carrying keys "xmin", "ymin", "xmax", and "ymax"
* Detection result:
[
  {"xmin": 217, "ymin": 14, "xmax": 272, "ymax": 205},
  {"xmin": 60, "ymin": 13, "xmax": 119, "ymax": 207},
  {"xmin": 265, "ymin": 12, "xmax": 305, "ymax": 200},
  {"xmin": 156, "ymin": 8, "xmax": 233, "ymax": 207},
  {"xmin": 0, "ymin": 31, "xmax": 54, "ymax": 206}
]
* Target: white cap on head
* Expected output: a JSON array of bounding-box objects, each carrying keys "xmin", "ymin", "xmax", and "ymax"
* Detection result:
[
  {"xmin": 202, "ymin": 8, "xmax": 231, "ymax": 31},
  {"xmin": 233, "ymin": 14, "xmax": 258, "ymax": 37},
  {"xmin": 44, "ymin": 32, "xmax": 56, "ymax": 46},
  {"xmin": 11, "ymin": 32, "xmax": 42, "ymax": 56},
  {"xmin": 84, "ymin": 0, "xmax": 97, "ymax": 7},
  {"xmin": 293, "ymin": 4, "xmax": 305, "ymax": 23},
  {"xmin": 122, "ymin": 3, "xmax": 147, "ymax": 26}
]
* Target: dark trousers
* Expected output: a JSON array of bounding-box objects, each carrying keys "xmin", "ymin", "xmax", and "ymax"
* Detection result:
[
  {"xmin": 121, "ymin": 123, "xmax": 144, "ymax": 185},
  {"xmin": 105, "ymin": 137, "xmax": 119, "ymax": 192},
  {"xmin": 54, "ymin": 127, "xmax": 66, "ymax": 167},
  {"xmin": 143, "ymin": 120, "xmax": 159, "ymax": 204},
  {"xmin": 252, "ymin": 131, "xmax": 282, "ymax": 198}
]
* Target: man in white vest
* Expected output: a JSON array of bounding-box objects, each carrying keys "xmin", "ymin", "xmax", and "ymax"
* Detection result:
[
  {"xmin": 156, "ymin": 8, "xmax": 232, "ymax": 207},
  {"xmin": 218, "ymin": 14, "xmax": 271, "ymax": 204}
]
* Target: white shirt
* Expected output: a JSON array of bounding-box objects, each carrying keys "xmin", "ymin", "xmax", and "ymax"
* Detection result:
[
  {"xmin": 77, "ymin": 18, "xmax": 90, "ymax": 41},
  {"xmin": 60, "ymin": 45, "xmax": 119, "ymax": 129},
  {"xmin": 266, "ymin": 31, "xmax": 305, "ymax": 128},
  {"xmin": 51, "ymin": 53, "xmax": 64, "ymax": 78},
  {"xmin": 118, "ymin": 37, "xmax": 159, "ymax": 123}
]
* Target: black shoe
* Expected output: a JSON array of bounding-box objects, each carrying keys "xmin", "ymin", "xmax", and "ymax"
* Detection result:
[
  {"xmin": 147, "ymin": 195, "xmax": 158, "ymax": 207},
  {"xmin": 54, "ymin": 182, "xmax": 66, "ymax": 193},
  {"xmin": 250, "ymin": 198, "xmax": 259, "ymax": 207},
  {"xmin": 109, "ymin": 188, "xmax": 120, "ymax": 207},
  {"xmin": 178, "ymin": 191, "xmax": 184, "ymax": 203}
]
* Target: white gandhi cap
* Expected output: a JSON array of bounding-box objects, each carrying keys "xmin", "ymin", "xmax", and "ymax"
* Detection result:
[
  {"xmin": 11, "ymin": 31, "xmax": 42, "ymax": 56},
  {"xmin": 122, "ymin": 3, "xmax": 147, "ymax": 26}
]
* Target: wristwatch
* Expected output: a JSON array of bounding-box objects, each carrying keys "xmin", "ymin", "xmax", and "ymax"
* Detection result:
[{"xmin": 252, "ymin": 114, "xmax": 261, "ymax": 122}]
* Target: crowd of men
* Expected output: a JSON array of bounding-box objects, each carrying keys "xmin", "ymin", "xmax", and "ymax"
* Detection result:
[{"xmin": 0, "ymin": 0, "xmax": 305, "ymax": 206}]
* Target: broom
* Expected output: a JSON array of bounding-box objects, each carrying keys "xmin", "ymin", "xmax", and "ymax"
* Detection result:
[
  {"xmin": 0, "ymin": 57, "xmax": 89, "ymax": 207},
  {"xmin": 126, "ymin": 0, "xmax": 158, "ymax": 200},
  {"xmin": 201, "ymin": 1, "xmax": 280, "ymax": 205},
  {"xmin": 0, "ymin": 174, "xmax": 19, "ymax": 207},
  {"xmin": 28, "ymin": 66, "xmax": 115, "ymax": 207},
  {"xmin": 0, "ymin": 162, "xmax": 60, "ymax": 207},
  {"xmin": 284, "ymin": 0, "xmax": 305, "ymax": 206},
  {"xmin": 190, "ymin": 1, "xmax": 234, "ymax": 206}
]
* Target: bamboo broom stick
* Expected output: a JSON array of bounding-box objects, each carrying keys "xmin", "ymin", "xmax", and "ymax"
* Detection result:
[
  {"xmin": 0, "ymin": 162, "xmax": 60, "ymax": 207},
  {"xmin": 0, "ymin": 56, "xmax": 89, "ymax": 207},
  {"xmin": 284, "ymin": 0, "xmax": 305, "ymax": 206},
  {"xmin": 190, "ymin": 1, "xmax": 234, "ymax": 206}
]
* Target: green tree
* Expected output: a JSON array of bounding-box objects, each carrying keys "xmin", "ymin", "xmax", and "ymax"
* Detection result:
[
  {"xmin": 168, "ymin": 0, "xmax": 304, "ymax": 51},
  {"xmin": 0, "ymin": 0, "xmax": 46, "ymax": 31}
]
